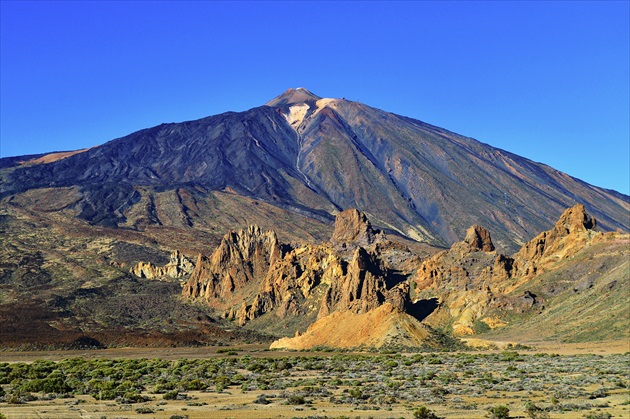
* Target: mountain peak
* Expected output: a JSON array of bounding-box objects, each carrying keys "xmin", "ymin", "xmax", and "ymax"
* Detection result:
[{"xmin": 266, "ymin": 87, "xmax": 322, "ymax": 107}]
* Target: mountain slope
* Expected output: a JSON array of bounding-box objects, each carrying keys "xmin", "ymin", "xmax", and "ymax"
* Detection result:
[{"xmin": 1, "ymin": 88, "xmax": 628, "ymax": 252}]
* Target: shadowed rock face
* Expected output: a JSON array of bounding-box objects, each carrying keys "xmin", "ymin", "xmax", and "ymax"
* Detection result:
[
  {"xmin": 465, "ymin": 225, "xmax": 495, "ymax": 252},
  {"xmin": 1, "ymin": 89, "xmax": 628, "ymax": 251},
  {"xmin": 318, "ymin": 247, "xmax": 408, "ymax": 318}
]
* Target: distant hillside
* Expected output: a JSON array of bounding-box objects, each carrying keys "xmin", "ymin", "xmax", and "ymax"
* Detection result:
[{"xmin": 2, "ymin": 88, "xmax": 628, "ymax": 252}]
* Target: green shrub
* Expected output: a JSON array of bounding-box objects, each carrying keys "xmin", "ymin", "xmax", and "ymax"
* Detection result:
[
  {"xmin": 181, "ymin": 379, "xmax": 206, "ymax": 390},
  {"xmin": 386, "ymin": 360, "xmax": 398, "ymax": 368},
  {"xmin": 525, "ymin": 401, "xmax": 550, "ymax": 419},
  {"xmin": 135, "ymin": 406, "xmax": 154, "ymax": 414},
  {"xmin": 286, "ymin": 394, "xmax": 306, "ymax": 405},
  {"xmin": 487, "ymin": 405, "xmax": 511, "ymax": 419},
  {"xmin": 473, "ymin": 320, "xmax": 492, "ymax": 334},
  {"xmin": 120, "ymin": 391, "xmax": 147, "ymax": 403},
  {"xmin": 154, "ymin": 382, "xmax": 176, "ymax": 393},
  {"xmin": 348, "ymin": 387, "xmax": 364, "ymax": 399},
  {"xmin": 254, "ymin": 394, "xmax": 271, "ymax": 404},
  {"xmin": 18, "ymin": 372, "xmax": 71, "ymax": 394},
  {"xmin": 588, "ymin": 387, "xmax": 608, "ymax": 399},
  {"xmin": 500, "ymin": 351, "xmax": 522, "ymax": 362},
  {"xmin": 163, "ymin": 390, "xmax": 179, "ymax": 400},
  {"xmin": 216, "ymin": 348, "xmax": 239, "ymax": 355},
  {"xmin": 414, "ymin": 405, "xmax": 444, "ymax": 419},
  {"xmin": 6, "ymin": 389, "xmax": 37, "ymax": 404}
]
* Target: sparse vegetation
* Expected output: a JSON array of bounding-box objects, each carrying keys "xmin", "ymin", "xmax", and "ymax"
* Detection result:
[{"xmin": 0, "ymin": 349, "xmax": 627, "ymax": 417}]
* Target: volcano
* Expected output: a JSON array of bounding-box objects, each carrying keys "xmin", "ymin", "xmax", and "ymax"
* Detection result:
[{"xmin": 2, "ymin": 87, "xmax": 628, "ymax": 251}]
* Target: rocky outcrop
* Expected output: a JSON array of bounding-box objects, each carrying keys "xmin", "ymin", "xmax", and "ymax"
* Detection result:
[
  {"xmin": 319, "ymin": 247, "xmax": 408, "ymax": 318},
  {"xmin": 414, "ymin": 237, "xmax": 499, "ymax": 335},
  {"xmin": 330, "ymin": 208, "xmax": 383, "ymax": 248},
  {"xmin": 181, "ymin": 225, "xmax": 283, "ymax": 305},
  {"xmin": 460, "ymin": 225, "xmax": 495, "ymax": 253},
  {"xmin": 130, "ymin": 250, "xmax": 195, "ymax": 280},
  {"xmin": 225, "ymin": 244, "xmax": 344, "ymax": 325},
  {"xmin": 227, "ymin": 210, "xmax": 417, "ymax": 327},
  {"xmin": 512, "ymin": 204, "xmax": 597, "ymax": 277},
  {"xmin": 413, "ymin": 204, "xmax": 602, "ymax": 336},
  {"xmin": 182, "ymin": 209, "xmax": 418, "ymax": 336},
  {"xmin": 178, "ymin": 203, "xmax": 625, "ymax": 347}
]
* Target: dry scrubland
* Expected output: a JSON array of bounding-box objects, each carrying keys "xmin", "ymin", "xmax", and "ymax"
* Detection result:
[{"xmin": 0, "ymin": 346, "xmax": 628, "ymax": 419}]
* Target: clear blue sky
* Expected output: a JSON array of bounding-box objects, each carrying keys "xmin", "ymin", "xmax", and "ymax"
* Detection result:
[{"xmin": 1, "ymin": 1, "xmax": 628, "ymax": 194}]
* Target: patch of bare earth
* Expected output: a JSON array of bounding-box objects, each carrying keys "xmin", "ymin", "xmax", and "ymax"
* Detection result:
[{"xmin": 271, "ymin": 303, "xmax": 436, "ymax": 350}]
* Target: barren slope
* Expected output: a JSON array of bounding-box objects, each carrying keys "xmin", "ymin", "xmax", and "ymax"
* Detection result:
[{"xmin": 2, "ymin": 88, "xmax": 627, "ymax": 252}]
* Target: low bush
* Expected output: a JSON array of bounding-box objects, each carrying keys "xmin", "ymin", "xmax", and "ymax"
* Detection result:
[
  {"xmin": 286, "ymin": 394, "xmax": 306, "ymax": 405},
  {"xmin": 414, "ymin": 405, "xmax": 444, "ymax": 419},
  {"xmin": 487, "ymin": 405, "xmax": 510, "ymax": 419},
  {"xmin": 135, "ymin": 406, "xmax": 154, "ymax": 414},
  {"xmin": 525, "ymin": 401, "xmax": 550, "ymax": 419}
]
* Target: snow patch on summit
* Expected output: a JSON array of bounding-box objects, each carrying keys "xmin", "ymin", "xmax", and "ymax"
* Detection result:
[
  {"xmin": 283, "ymin": 98, "xmax": 338, "ymax": 132},
  {"xmin": 285, "ymin": 103, "xmax": 310, "ymax": 129}
]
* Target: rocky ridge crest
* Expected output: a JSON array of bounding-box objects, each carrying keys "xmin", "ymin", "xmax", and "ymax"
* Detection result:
[{"xmin": 413, "ymin": 204, "xmax": 610, "ymax": 335}]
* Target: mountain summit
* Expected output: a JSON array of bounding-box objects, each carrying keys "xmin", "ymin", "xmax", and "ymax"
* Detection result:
[
  {"xmin": 266, "ymin": 87, "xmax": 322, "ymax": 107},
  {"xmin": 1, "ymin": 89, "xmax": 628, "ymax": 251}
]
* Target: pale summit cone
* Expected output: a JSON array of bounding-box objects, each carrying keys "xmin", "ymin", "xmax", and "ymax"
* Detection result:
[{"xmin": 265, "ymin": 87, "xmax": 322, "ymax": 107}]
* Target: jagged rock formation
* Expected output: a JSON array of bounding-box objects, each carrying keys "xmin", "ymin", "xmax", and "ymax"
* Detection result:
[
  {"xmin": 459, "ymin": 225, "xmax": 495, "ymax": 253},
  {"xmin": 226, "ymin": 244, "xmax": 345, "ymax": 326},
  {"xmin": 181, "ymin": 225, "xmax": 283, "ymax": 307},
  {"xmin": 511, "ymin": 203, "xmax": 597, "ymax": 278},
  {"xmin": 130, "ymin": 250, "xmax": 195, "ymax": 280},
  {"xmin": 413, "ymin": 204, "xmax": 623, "ymax": 337},
  {"xmin": 118, "ymin": 203, "xmax": 630, "ymax": 347},
  {"xmin": 182, "ymin": 209, "xmax": 418, "ymax": 334},
  {"xmin": 330, "ymin": 208, "xmax": 383, "ymax": 248},
  {"xmin": 319, "ymin": 247, "xmax": 408, "ymax": 317},
  {"xmin": 413, "ymin": 226, "xmax": 499, "ymax": 335}
]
